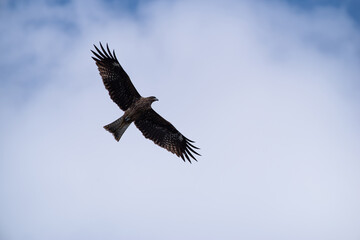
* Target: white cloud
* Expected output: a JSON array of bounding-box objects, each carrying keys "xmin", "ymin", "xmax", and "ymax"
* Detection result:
[{"xmin": 1, "ymin": 0, "xmax": 360, "ymax": 239}]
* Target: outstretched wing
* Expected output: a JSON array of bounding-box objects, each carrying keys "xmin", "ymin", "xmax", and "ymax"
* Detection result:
[
  {"xmin": 134, "ymin": 109, "xmax": 200, "ymax": 163},
  {"xmin": 91, "ymin": 43, "xmax": 141, "ymax": 111}
]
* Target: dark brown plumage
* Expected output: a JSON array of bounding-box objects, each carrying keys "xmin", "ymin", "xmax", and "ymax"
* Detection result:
[{"xmin": 91, "ymin": 43, "xmax": 200, "ymax": 162}]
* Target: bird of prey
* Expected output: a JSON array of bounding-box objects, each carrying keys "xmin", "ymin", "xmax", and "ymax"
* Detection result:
[{"xmin": 91, "ymin": 43, "xmax": 200, "ymax": 162}]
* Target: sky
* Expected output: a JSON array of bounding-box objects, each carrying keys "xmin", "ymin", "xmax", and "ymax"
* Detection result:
[{"xmin": 1, "ymin": 0, "xmax": 360, "ymax": 239}]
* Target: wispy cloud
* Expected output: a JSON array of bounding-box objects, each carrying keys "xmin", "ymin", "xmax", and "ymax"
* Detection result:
[{"xmin": 1, "ymin": 0, "xmax": 359, "ymax": 239}]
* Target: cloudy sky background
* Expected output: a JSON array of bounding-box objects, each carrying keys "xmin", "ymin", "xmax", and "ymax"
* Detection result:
[{"xmin": 1, "ymin": 0, "xmax": 360, "ymax": 239}]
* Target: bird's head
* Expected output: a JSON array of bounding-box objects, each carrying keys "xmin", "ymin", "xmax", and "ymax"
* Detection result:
[{"xmin": 149, "ymin": 96, "xmax": 159, "ymax": 103}]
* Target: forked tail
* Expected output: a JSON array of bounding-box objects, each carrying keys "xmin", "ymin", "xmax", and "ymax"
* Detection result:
[{"xmin": 104, "ymin": 116, "xmax": 131, "ymax": 141}]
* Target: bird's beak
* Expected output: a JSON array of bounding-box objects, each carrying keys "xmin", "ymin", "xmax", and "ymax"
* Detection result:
[{"xmin": 154, "ymin": 97, "xmax": 159, "ymax": 101}]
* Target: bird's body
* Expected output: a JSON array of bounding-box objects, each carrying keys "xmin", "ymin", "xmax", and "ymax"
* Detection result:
[
  {"xmin": 124, "ymin": 96, "xmax": 158, "ymax": 122},
  {"xmin": 103, "ymin": 96, "xmax": 158, "ymax": 141},
  {"xmin": 91, "ymin": 43, "xmax": 199, "ymax": 162}
]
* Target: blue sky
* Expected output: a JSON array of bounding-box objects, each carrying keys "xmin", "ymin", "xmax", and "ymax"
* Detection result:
[
  {"xmin": 285, "ymin": 0, "xmax": 360, "ymax": 23},
  {"xmin": 1, "ymin": 0, "xmax": 360, "ymax": 239}
]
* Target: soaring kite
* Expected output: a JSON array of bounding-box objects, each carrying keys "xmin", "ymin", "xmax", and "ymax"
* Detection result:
[{"xmin": 91, "ymin": 43, "xmax": 200, "ymax": 162}]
